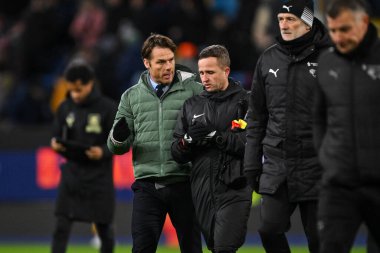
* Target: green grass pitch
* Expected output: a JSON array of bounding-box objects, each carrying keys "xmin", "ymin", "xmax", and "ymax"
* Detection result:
[{"xmin": 0, "ymin": 244, "xmax": 366, "ymax": 253}]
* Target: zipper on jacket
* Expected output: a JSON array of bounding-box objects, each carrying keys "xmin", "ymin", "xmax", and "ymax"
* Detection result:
[
  {"xmin": 158, "ymin": 99, "xmax": 164, "ymax": 176},
  {"xmin": 349, "ymin": 61, "xmax": 359, "ymax": 178}
]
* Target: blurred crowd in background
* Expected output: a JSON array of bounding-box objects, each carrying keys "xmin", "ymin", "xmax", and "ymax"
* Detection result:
[{"xmin": 0, "ymin": 0, "xmax": 379, "ymax": 125}]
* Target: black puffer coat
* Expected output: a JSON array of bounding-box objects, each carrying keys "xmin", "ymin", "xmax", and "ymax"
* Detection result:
[
  {"xmin": 314, "ymin": 23, "xmax": 380, "ymax": 188},
  {"xmin": 171, "ymin": 81, "xmax": 252, "ymax": 250},
  {"xmin": 245, "ymin": 18, "xmax": 331, "ymax": 201},
  {"xmin": 52, "ymin": 87, "xmax": 117, "ymax": 223}
]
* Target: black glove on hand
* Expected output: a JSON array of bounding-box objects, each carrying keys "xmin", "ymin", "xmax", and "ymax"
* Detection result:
[
  {"xmin": 245, "ymin": 170, "xmax": 261, "ymax": 192},
  {"xmin": 113, "ymin": 117, "xmax": 130, "ymax": 142},
  {"xmin": 187, "ymin": 121, "xmax": 213, "ymax": 142}
]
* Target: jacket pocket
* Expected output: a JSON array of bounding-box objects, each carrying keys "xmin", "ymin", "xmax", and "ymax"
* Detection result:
[
  {"xmin": 262, "ymin": 135, "xmax": 283, "ymax": 157},
  {"xmin": 262, "ymin": 135, "xmax": 283, "ymax": 147},
  {"xmin": 220, "ymin": 154, "xmax": 247, "ymax": 189}
]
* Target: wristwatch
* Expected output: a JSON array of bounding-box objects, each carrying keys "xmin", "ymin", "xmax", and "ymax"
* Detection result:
[{"xmin": 215, "ymin": 135, "xmax": 224, "ymax": 145}]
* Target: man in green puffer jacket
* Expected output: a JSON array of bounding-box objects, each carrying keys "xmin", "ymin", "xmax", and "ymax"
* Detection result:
[{"xmin": 107, "ymin": 34, "xmax": 203, "ymax": 253}]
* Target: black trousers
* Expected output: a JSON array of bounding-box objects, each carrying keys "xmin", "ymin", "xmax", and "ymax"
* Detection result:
[
  {"xmin": 131, "ymin": 179, "xmax": 202, "ymax": 253},
  {"xmin": 318, "ymin": 185, "xmax": 380, "ymax": 253},
  {"xmin": 210, "ymin": 185, "xmax": 252, "ymax": 253},
  {"xmin": 258, "ymin": 184, "xmax": 319, "ymax": 253},
  {"xmin": 51, "ymin": 216, "xmax": 114, "ymax": 253},
  {"xmin": 368, "ymin": 232, "xmax": 380, "ymax": 253}
]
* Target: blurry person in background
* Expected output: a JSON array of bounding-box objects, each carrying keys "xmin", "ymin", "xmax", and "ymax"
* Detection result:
[
  {"xmin": 313, "ymin": 0, "xmax": 380, "ymax": 252},
  {"xmin": 107, "ymin": 33, "xmax": 203, "ymax": 253},
  {"xmin": 244, "ymin": 0, "xmax": 331, "ymax": 252},
  {"xmin": 50, "ymin": 59, "xmax": 117, "ymax": 253},
  {"xmin": 250, "ymin": 0, "xmax": 281, "ymax": 53},
  {"xmin": 171, "ymin": 45, "xmax": 252, "ymax": 253}
]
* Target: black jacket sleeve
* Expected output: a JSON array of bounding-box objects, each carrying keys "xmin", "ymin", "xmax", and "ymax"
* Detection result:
[
  {"xmin": 244, "ymin": 57, "xmax": 268, "ymax": 174},
  {"xmin": 313, "ymin": 77, "xmax": 327, "ymax": 152},
  {"xmin": 171, "ymin": 104, "xmax": 193, "ymax": 164}
]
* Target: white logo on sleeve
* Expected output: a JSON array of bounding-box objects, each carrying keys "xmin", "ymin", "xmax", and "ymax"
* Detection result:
[
  {"xmin": 282, "ymin": 5, "xmax": 292, "ymax": 12},
  {"xmin": 269, "ymin": 68, "xmax": 279, "ymax": 78}
]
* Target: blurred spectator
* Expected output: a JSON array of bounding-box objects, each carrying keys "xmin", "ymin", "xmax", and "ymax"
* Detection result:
[
  {"xmin": 0, "ymin": 0, "xmax": 318, "ymax": 124},
  {"xmin": 175, "ymin": 41, "xmax": 198, "ymax": 73},
  {"xmin": 1, "ymin": 0, "xmax": 74, "ymax": 124},
  {"xmin": 203, "ymin": 11, "xmax": 233, "ymax": 48},
  {"xmin": 69, "ymin": 0, "xmax": 106, "ymax": 51},
  {"xmin": 50, "ymin": 58, "xmax": 117, "ymax": 253},
  {"xmin": 227, "ymin": 0, "xmax": 258, "ymax": 71},
  {"xmin": 250, "ymin": 0, "xmax": 281, "ymax": 53},
  {"xmin": 125, "ymin": 0, "xmax": 154, "ymax": 39},
  {"xmin": 167, "ymin": 0, "xmax": 208, "ymax": 44},
  {"xmin": 204, "ymin": 0, "xmax": 239, "ymax": 20}
]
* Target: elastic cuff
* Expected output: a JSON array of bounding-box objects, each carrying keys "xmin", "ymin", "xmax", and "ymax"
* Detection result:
[{"xmin": 110, "ymin": 130, "xmax": 125, "ymax": 146}]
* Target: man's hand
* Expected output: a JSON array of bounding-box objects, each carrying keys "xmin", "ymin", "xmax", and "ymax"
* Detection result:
[
  {"xmin": 86, "ymin": 146, "xmax": 103, "ymax": 160},
  {"xmin": 245, "ymin": 171, "xmax": 261, "ymax": 193},
  {"xmin": 51, "ymin": 138, "xmax": 66, "ymax": 152},
  {"xmin": 187, "ymin": 121, "xmax": 213, "ymax": 142},
  {"xmin": 112, "ymin": 117, "xmax": 130, "ymax": 142}
]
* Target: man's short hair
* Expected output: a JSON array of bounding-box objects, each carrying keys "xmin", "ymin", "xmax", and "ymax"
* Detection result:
[
  {"xmin": 326, "ymin": 0, "xmax": 369, "ymax": 18},
  {"xmin": 64, "ymin": 58, "xmax": 95, "ymax": 84},
  {"xmin": 141, "ymin": 33, "xmax": 177, "ymax": 60},
  {"xmin": 199, "ymin": 45, "xmax": 230, "ymax": 68}
]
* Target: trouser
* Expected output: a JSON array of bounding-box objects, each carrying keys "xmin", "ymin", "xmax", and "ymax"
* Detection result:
[
  {"xmin": 258, "ymin": 184, "xmax": 319, "ymax": 253},
  {"xmin": 131, "ymin": 179, "xmax": 202, "ymax": 253},
  {"xmin": 318, "ymin": 185, "xmax": 380, "ymax": 253},
  {"xmin": 51, "ymin": 216, "xmax": 114, "ymax": 253},
  {"xmin": 210, "ymin": 185, "xmax": 252, "ymax": 253},
  {"xmin": 368, "ymin": 232, "xmax": 380, "ymax": 253}
]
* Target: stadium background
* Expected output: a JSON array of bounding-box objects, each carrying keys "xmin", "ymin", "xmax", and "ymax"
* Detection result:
[{"xmin": 0, "ymin": 0, "xmax": 379, "ymax": 251}]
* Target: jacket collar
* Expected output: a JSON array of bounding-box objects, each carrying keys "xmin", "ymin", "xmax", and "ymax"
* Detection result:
[
  {"xmin": 140, "ymin": 69, "xmax": 193, "ymax": 94},
  {"xmin": 201, "ymin": 78, "xmax": 243, "ymax": 101},
  {"xmin": 68, "ymin": 85, "xmax": 100, "ymax": 107},
  {"xmin": 276, "ymin": 18, "xmax": 331, "ymax": 60}
]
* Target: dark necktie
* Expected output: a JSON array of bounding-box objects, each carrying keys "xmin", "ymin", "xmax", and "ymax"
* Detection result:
[{"xmin": 156, "ymin": 84, "xmax": 164, "ymax": 98}]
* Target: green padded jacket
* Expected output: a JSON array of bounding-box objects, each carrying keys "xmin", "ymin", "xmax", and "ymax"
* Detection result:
[{"xmin": 107, "ymin": 69, "xmax": 203, "ymax": 182}]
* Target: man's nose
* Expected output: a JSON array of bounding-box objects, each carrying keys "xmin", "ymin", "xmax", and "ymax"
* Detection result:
[
  {"xmin": 333, "ymin": 32, "xmax": 344, "ymax": 44},
  {"xmin": 164, "ymin": 61, "xmax": 173, "ymax": 68}
]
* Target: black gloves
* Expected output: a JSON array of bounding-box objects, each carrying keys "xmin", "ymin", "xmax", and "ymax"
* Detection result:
[
  {"xmin": 112, "ymin": 117, "xmax": 130, "ymax": 142},
  {"xmin": 187, "ymin": 121, "xmax": 213, "ymax": 142},
  {"xmin": 245, "ymin": 170, "xmax": 261, "ymax": 192}
]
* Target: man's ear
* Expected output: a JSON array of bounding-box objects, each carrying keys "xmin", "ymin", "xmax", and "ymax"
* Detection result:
[
  {"xmin": 143, "ymin": 58, "xmax": 150, "ymax": 69},
  {"xmin": 225, "ymin": 66, "xmax": 231, "ymax": 77},
  {"xmin": 362, "ymin": 14, "xmax": 370, "ymax": 26}
]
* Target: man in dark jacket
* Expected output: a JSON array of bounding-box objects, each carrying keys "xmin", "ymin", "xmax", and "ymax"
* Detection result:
[
  {"xmin": 314, "ymin": 0, "xmax": 380, "ymax": 252},
  {"xmin": 50, "ymin": 59, "xmax": 117, "ymax": 253},
  {"xmin": 107, "ymin": 34, "xmax": 203, "ymax": 253},
  {"xmin": 244, "ymin": 0, "xmax": 331, "ymax": 252},
  {"xmin": 171, "ymin": 45, "xmax": 252, "ymax": 253}
]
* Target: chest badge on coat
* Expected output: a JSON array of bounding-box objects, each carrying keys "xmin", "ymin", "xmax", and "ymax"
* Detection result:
[
  {"xmin": 269, "ymin": 68, "xmax": 279, "ymax": 78},
  {"xmin": 86, "ymin": 114, "xmax": 102, "ymax": 134},
  {"xmin": 362, "ymin": 64, "xmax": 380, "ymax": 80},
  {"xmin": 66, "ymin": 112, "xmax": 75, "ymax": 128},
  {"xmin": 307, "ymin": 62, "xmax": 318, "ymax": 78}
]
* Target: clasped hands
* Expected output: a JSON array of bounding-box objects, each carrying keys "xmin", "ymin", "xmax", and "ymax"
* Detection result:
[{"xmin": 183, "ymin": 121, "xmax": 219, "ymax": 146}]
